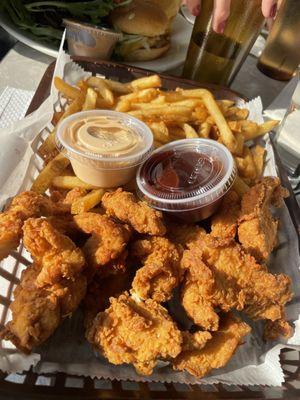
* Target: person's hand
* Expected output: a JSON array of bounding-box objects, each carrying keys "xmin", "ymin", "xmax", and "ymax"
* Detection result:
[{"xmin": 182, "ymin": 0, "xmax": 279, "ymax": 33}]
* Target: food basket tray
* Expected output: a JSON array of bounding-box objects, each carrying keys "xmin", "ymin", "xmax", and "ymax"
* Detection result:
[{"xmin": 0, "ymin": 58, "xmax": 299, "ymax": 400}]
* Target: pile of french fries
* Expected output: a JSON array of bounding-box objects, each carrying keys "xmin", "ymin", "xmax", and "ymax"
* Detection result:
[{"xmin": 32, "ymin": 74, "xmax": 279, "ymax": 203}]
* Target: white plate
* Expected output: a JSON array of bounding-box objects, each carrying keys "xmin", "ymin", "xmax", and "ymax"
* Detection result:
[{"xmin": 0, "ymin": 13, "xmax": 192, "ymax": 72}]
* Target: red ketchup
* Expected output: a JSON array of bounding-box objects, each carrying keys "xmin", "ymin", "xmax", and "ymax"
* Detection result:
[{"xmin": 137, "ymin": 139, "xmax": 236, "ymax": 222}]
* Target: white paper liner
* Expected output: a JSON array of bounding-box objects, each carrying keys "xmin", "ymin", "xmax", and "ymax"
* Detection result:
[{"xmin": 0, "ymin": 41, "xmax": 299, "ymax": 386}]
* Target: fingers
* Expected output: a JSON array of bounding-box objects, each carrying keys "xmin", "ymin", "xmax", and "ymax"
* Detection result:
[
  {"xmin": 184, "ymin": 0, "xmax": 201, "ymax": 16},
  {"xmin": 261, "ymin": 0, "xmax": 277, "ymax": 18},
  {"xmin": 212, "ymin": 0, "xmax": 231, "ymax": 34}
]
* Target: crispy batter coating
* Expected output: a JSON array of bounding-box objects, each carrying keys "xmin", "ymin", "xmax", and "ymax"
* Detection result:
[
  {"xmin": 131, "ymin": 237, "xmax": 182, "ymax": 302},
  {"xmin": 74, "ymin": 213, "xmax": 131, "ymax": 270},
  {"xmin": 23, "ymin": 218, "xmax": 86, "ymax": 287},
  {"xmin": 263, "ymin": 318, "xmax": 293, "ymax": 341},
  {"xmin": 173, "ymin": 314, "xmax": 250, "ymax": 378},
  {"xmin": 87, "ymin": 293, "xmax": 182, "ymax": 375},
  {"xmin": 166, "ymin": 222, "xmax": 206, "ymax": 248},
  {"xmin": 0, "ymin": 263, "xmax": 86, "ymax": 353},
  {"xmin": 238, "ymin": 177, "xmax": 288, "ymax": 261},
  {"xmin": 210, "ymin": 190, "xmax": 241, "ymax": 245},
  {"xmin": 181, "ymin": 233, "xmax": 292, "ymax": 331},
  {"xmin": 0, "ymin": 191, "xmax": 69, "ymax": 262},
  {"xmin": 102, "ymin": 188, "xmax": 166, "ymax": 236},
  {"xmin": 63, "ymin": 188, "xmax": 87, "ymax": 205}
]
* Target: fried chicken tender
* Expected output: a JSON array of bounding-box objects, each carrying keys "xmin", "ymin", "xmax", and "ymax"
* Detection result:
[
  {"xmin": 23, "ymin": 218, "xmax": 86, "ymax": 287},
  {"xmin": 173, "ymin": 314, "xmax": 250, "ymax": 378},
  {"xmin": 238, "ymin": 177, "xmax": 288, "ymax": 261},
  {"xmin": 63, "ymin": 187, "xmax": 87, "ymax": 205},
  {"xmin": 74, "ymin": 212, "xmax": 131, "ymax": 270},
  {"xmin": 87, "ymin": 293, "xmax": 182, "ymax": 375},
  {"xmin": 84, "ymin": 252, "xmax": 133, "ymax": 328},
  {"xmin": 167, "ymin": 222, "xmax": 206, "ymax": 248},
  {"xmin": 0, "ymin": 263, "xmax": 87, "ymax": 353},
  {"xmin": 181, "ymin": 234, "xmax": 292, "ymax": 331},
  {"xmin": 131, "ymin": 237, "xmax": 182, "ymax": 302},
  {"xmin": 264, "ymin": 318, "xmax": 293, "ymax": 341},
  {"xmin": 211, "ymin": 191, "xmax": 241, "ymax": 245},
  {"xmin": 0, "ymin": 191, "xmax": 69, "ymax": 262},
  {"xmin": 102, "ymin": 188, "xmax": 166, "ymax": 236}
]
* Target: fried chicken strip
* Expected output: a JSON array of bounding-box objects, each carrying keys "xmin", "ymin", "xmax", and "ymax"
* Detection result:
[
  {"xmin": 131, "ymin": 237, "xmax": 182, "ymax": 303},
  {"xmin": 87, "ymin": 293, "xmax": 182, "ymax": 375},
  {"xmin": 210, "ymin": 190, "xmax": 241, "ymax": 245},
  {"xmin": 264, "ymin": 318, "xmax": 293, "ymax": 341},
  {"xmin": 0, "ymin": 263, "xmax": 86, "ymax": 353},
  {"xmin": 173, "ymin": 314, "xmax": 250, "ymax": 378},
  {"xmin": 181, "ymin": 234, "xmax": 292, "ymax": 330},
  {"xmin": 0, "ymin": 191, "xmax": 69, "ymax": 262},
  {"xmin": 23, "ymin": 218, "xmax": 86, "ymax": 287},
  {"xmin": 238, "ymin": 177, "xmax": 288, "ymax": 261},
  {"xmin": 73, "ymin": 212, "xmax": 131, "ymax": 271},
  {"xmin": 102, "ymin": 188, "xmax": 166, "ymax": 236}
]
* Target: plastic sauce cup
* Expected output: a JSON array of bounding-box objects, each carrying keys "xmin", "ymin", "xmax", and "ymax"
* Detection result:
[
  {"xmin": 136, "ymin": 139, "xmax": 237, "ymax": 223},
  {"xmin": 56, "ymin": 110, "xmax": 153, "ymax": 188}
]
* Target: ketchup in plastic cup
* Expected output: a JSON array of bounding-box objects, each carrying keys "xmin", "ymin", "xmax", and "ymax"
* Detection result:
[
  {"xmin": 56, "ymin": 110, "xmax": 153, "ymax": 188},
  {"xmin": 136, "ymin": 139, "xmax": 237, "ymax": 222}
]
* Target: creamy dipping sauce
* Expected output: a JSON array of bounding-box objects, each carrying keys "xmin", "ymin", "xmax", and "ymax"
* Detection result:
[
  {"xmin": 56, "ymin": 110, "xmax": 153, "ymax": 188},
  {"xmin": 67, "ymin": 116, "xmax": 142, "ymax": 156}
]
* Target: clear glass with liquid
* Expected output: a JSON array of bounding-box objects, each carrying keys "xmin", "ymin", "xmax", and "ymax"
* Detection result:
[{"xmin": 182, "ymin": 0, "xmax": 264, "ymax": 86}]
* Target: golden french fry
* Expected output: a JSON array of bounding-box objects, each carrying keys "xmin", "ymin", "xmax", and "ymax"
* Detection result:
[
  {"xmin": 217, "ymin": 100, "xmax": 235, "ymax": 113},
  {"xmin": 235, "ymin": 147, "xmax": 257, "ymax": 180},
  {"xmin": 257, "ymin": 120, "xmax": 280, "ymax": 135},
  {"xmin": 182, "ymin": 123, "xmax": 198, "ymax": 138},
  {"xmin": 128, "ymin": 105, "xmax": 193, "ymax": 121},
  {"xmin": 96, "ymin": 96, "xmax": 111, "ymax": 109},
  {"xmin": 130, "ymin": 75, "xmax": 162, "ymax": 90},
  {"xmin": 179, "ymin": 89, "xmax": 237, "ymax": 152},
  {"xmin": 61, "ymin": 94, "xmax": 85, "ymax": 119},
  {"xmin": 232, "ymin": 175, "xmax": 250, "ymax": 197},
  {"xmin": 233, "ymin": 133, "xmax": 245, "ymax": 156},
  {"xmin": 31, "ymin": 153, "xmax": 70, "ymax": 194},
  {"xmin": 38, "ymin": 129, "xmax": 57, "ymax": 160},
  {"xmin": 192, "ymin": 106, "xmax": 209, "ymax": 124},
  {"xmin": 120, "ymin": 88, "xmax": 158, "ymax": 103},
  {"xmin": 251, "ymin": 145, "xmax": 266, "ymax": 177},
  {"xmin": 87, "ymin": 76, "xmax": 114, "ymax": 105},
  {"xmin": 228, "ymin": 120, "xmax": 242, "ymax": 133},
  {"xmin": 71, "ymin": 188, "xmax": 106, "ymax": 214},
  {"xmin": 242, "ymin": 120, "xmax": 279, "ymax": 140},
  {"xmin": 51, "ymin": 110, "xmax": 64, "ymax": 126},
  {"xmin": 104, "ymin": 79, "xmax": 132, "ymax": 94},
  {"xmin": 161, "ymin": 91, "xmax": 185, "ymax": 102},
  {"xmin": 153, "ymin": 140, "xmax": 164, "ymax": 149},
  {"xmin": 151, "ymin": 95, "xmax": 166, "ymax": 104},
  {"xmin": 54, "ymin": 77, "xmax": 81, "ymax": 100},
  {"xmin": 198, "ymin": 122, "xmax": 211, "ymax": 138},
  {"xmin": 114, "ymin": 99, "xmax": 131, "ymax": 112},
  {"xmin": 82, "ymin": 88, "xmax": 97, "ymax": 111},
  {"xmin": 52, "ymin": 176, "xmax": 99, "ymax": 190},
  {"xmin": 225, "ymin": 107, "xmax": 249, "ymax": 120},
  {"xmin": 169, "ymin": 126, "xmax": 186, "ymax": 139},
  {"xmin": 148, "ymin": 121, "xmax": 170, "ymax": 143}
]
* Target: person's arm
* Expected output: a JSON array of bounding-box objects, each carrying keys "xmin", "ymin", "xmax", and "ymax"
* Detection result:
[{"xmin": 182, "ymin": 0, "xmax": 278, "ymax": 33}]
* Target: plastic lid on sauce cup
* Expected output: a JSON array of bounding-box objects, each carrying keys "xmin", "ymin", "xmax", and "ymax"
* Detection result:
[
  {"xmin": 136, "ymin": 139, "xmax": 236, "ymax": 218},
  {"xmin": 55, "ymin": 110, "xmax": 153, "ymax": 187}
]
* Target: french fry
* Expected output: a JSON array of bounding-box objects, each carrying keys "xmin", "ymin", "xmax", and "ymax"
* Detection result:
[
  {"xmin": 87, "ymin": 76, "xmax": 114, "ymax": 105},
  {"xmin": 179, "ymin": 89, "xmax": 237, "ymax": 152},
  {"xmin": 120, "ymin": 88, "xmax": 158, "ymax": 103},
  {"xmin": 217, "ymin": 100, "xmax": 235, "ymax": 113},
  {"xmin": 31, "ymin": 153, "xmax": 70, "ymax": 194},
  {"xmin": 96, "ymin": 96, "xmax": 111, "ymax": 109},
  {"xmin": 148, "ymin": 122, "xmax": 170, "ymax": 143},
  {"xmin": 251, "ymin": 145, "xmax": 266, "ymax": 177},
  {"xmin": 130, "ymin": 75, "xmax": 161, "ymax": 90},
  {"xmin": 232, "ymin": 175, "xmax": 250, "ymax": 197},
  {"xmin": 182, "ymin": 123, "xmax": 198, "ymax": 138},
  {"xmin": 151, "ymin": 95, "xmax": 166, "ymax": 104},
  {"xmin": 225, "ymin": 107, "xmax": 249, "ymax": 120},
  {"xmin": 242, "ymin": 120, "xmax": 279, "ymax": 140},
  {"xmin": 61, "ymin": 94, "xmax": 85, "ymax": 119},
  {"xmin": 235, "ymin": 147, "xmax": 257, "ymax": 180},
  {"xmin": 71, "ymin": 188, "xmax": 106, "ymax": 214},
  {"xmin": 198, "ymin": 122, "xmax": 211, "ymax": 138},
  {"xmin": 54, "ymin": 77, "xmax": 81, "ymax": 100},
  {"xmin": 104, "ymin": 78, "xmax": 132, "ymax": 94},
  {"xmin": 52, "ymin": 176, "xmax": 99, "ymax": 190},
  {"xmin": 128, "ymin": 105, "xmax": 193, "ymax": 121},
  {"xmin": 38, "ymin": 129, "xmax": 57, "ymax": 160},
  {"xmin": 52, "ymin": 110, "xmax": 64, "ymax": 126},
  {"xmin": 162, "ymin": 91, "xmax": 185, "ymax": 102},
  {"xmin": 114, "ymin": 99, "xmax": 131, "ymax": 112},
  {"xmin": 82, "ymin": 88, "xmax": 97, "ymax": 111},
  {"xmin": 233, "ymin": 133, "xmax": 245, "ymax": 156},
  {"xmin": 192, "ymin": 106, "xmax": 209, "ymax": 123}
]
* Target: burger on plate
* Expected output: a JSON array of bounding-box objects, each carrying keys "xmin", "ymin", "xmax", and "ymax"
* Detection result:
[{"xmin": 111, "ymin": 0, "xmax": 180, "ymax": 61}]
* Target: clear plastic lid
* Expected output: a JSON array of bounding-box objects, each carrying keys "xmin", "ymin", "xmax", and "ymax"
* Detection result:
[
  {"xmin": 56, "ymin": 110, "xmax": 153, "ymax": 170},
  {"xmin": 136, "ymin": 139, "xmax": 236, "ymax": 211}
]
